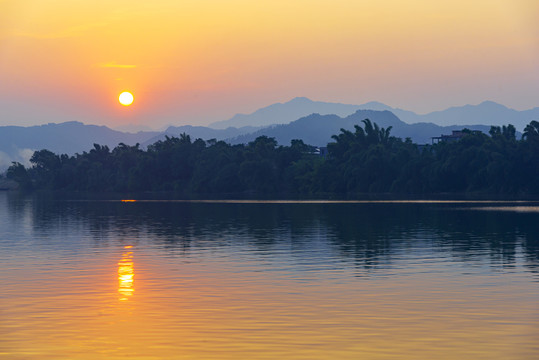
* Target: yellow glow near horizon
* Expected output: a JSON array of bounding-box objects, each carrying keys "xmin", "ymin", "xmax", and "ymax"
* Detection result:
[
  {"xmin": 118, "ymin": 91, "xmax": 134, "ymax": 106},
  {"xmin": 1, "ymin": 0, "xmax": 538, "ymax": 127}
]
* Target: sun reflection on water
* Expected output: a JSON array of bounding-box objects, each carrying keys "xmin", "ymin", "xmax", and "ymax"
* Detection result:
[{"xmin": 118, "ymin": 246, "xmax": 134, "ymax": 301}]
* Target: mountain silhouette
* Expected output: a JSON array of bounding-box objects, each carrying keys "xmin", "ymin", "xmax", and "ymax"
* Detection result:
[
  {"xmin": 227, "ymin": 110, "xmax": 493, "ymax": 146},
  {"xmin": 210, "ymin": 97, "xmax": 364, "ymax": 129},
  {"xmin": 141, "ymin": 125, "xmax": 260, "ymax": 148},
  {"xmin": 210, "ymin": 97, "xmax": 538, "ymax": 131},
  {"xmin": 0, "ymin": 122, "xmax": 158, "ymax": 170},
  {"xmin": 1, "ymin": 98, "xmax": 534, "ymax": 171}
]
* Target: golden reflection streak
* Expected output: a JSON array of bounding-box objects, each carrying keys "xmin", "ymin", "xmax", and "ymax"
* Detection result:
[{"xmin": 118, "ymin": 246, "xmax": 134, "ymax": 301}]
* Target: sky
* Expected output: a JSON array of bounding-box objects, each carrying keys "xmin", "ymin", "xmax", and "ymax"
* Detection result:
[{"xmin": 0, "ymin": 0, "xmax": 538, "ymax": 129}]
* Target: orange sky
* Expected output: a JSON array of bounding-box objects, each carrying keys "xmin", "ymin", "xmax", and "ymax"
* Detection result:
[{"xmin": 0, "ymin": 0, "xmax": 538, "ymax": 128}]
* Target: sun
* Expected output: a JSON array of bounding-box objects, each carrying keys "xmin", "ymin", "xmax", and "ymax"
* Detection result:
[{"xmin": 119, "ymin": 91, "xmax": 134, "ymax": 106}]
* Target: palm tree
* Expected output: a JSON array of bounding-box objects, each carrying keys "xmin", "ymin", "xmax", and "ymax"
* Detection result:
[{"xmin": 523, "ymin": 120, "xmax": 539, "ymax": 140}]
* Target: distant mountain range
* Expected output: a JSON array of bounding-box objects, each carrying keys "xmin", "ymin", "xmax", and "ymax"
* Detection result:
[
  {"xmin": 0, "ymin": 97, "xmax": 535, "ymax": 171},
  {"xmin": 0, "ymin": 122, "xmax": 158, "ymax": 169},
  {"xmin": 211, "ymin": 97, "xmax": 539, "ymax": 131},
  {"xmin": 227, "ymin": 110, "xmax": 492, "ymax": 147},
  {"xmin": 394, "ymin": 101, "xmax": 539, "ymax": 129},
  {"xmin": 210, "ymin": 97, "xmax": 364, "ymax": 129},
  {"xmin": 141, "ymin": 125, "xmax": 260, "ymax": 148}
]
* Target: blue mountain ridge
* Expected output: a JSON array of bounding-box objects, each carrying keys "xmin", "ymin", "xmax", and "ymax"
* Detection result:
[
  {"xmin": 211, "ymin": 97, "xmax": 539, "ymax": 131},
  {"xmin": 1, "ymin": 98, "xmax": 534, "ymax": 170},
  {"xmin": 227, "ymin": 110, "xmax": 493, "ymax": 147}
]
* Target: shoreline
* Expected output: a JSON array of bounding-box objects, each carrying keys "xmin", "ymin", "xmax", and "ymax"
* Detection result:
[{"xmin": 4, "ymin": 190, "xmax": 539, "ymax": 202}]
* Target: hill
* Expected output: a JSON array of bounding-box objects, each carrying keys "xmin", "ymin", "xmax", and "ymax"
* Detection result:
[
  {"xmin": 210, "ymin": 97, "xmax": 364, "ymax": 129},
  {"xmin": 227, "ymin": 110, "xmax": 493, "ymax": 146},
  {"xmin": 0, "ymin": 122, "xmax": 158, "ymax": 170},
  {"xmin": 2, "ymin": 98, "xmax": 534, "ymax": 170},
  {"xmin": 210, "ymin": 97, "xmax": 538, "ymax": 131},
  {"xmin": 141, "ymin": 125, "xmax": 260, "ymax": 148},
  {"xmin": 408, "ymin": 101, "xmax": 539, "ymax": 129}
]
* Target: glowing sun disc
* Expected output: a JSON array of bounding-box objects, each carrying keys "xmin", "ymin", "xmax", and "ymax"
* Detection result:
[{"xmin": 119, "ymin": 92, "xmax": 134, "ymax": 106}]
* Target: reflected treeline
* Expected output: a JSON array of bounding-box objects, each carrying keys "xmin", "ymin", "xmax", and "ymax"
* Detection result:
[
  {"xmin": 5, "ymin": 192, "xmax": 539, "ymax": 275},
  {"xmin": 313, "ymin": 203, "xmax": 536, "ymax": 272}
]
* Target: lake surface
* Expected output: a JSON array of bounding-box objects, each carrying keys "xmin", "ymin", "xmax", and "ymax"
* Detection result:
[{"xmin": 1, "ymin": 192, "xmax": 538, "ymax": 359}]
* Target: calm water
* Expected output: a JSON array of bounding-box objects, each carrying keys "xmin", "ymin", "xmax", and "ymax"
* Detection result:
[{"xmin": 1, "ymin": 193, "xmax": 538, "ymax": 359}]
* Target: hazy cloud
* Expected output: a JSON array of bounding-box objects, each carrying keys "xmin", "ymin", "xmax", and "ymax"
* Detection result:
[
  {"xmin": 0, "ymin": 148, "xmax": 34, "ymax": 172},
  {"xmin": 12, "ymin": 21, "xmax": 108, "ymax": 39},
  {"xmin": 0, "ymin": 152, "xmax": 11, "ymax": 172},
  {"xmin": 97, "ymin": 62, "xmax": 136, "ymax": 69},
  {"xmin": 18, "ymin": 148, "xmax": 34, "ymax": 167}
]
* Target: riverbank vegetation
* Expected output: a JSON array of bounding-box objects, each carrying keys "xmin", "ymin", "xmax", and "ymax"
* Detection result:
[{"xmin": 6, "ymin": 119, "xmax": 539, "ymax": 196}]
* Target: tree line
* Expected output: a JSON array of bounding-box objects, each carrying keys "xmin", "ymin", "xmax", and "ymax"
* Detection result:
[{"xmin": 7, "ymin": 119, "xmax": 539, "ymax": 196}]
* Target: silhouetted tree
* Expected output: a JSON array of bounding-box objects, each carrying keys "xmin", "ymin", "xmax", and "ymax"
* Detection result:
[{"xmin": 9, "ymin": 120, "xmax": 539, "ymax": 197}]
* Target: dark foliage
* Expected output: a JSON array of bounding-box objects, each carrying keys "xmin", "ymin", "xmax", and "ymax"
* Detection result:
[{"xmin": 7, "ymin": 120, "xmax": 539, "ymax": 196}]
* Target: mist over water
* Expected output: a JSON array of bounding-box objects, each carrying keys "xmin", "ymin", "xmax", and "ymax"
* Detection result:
[{"xmin": 1, "ymin": 193, "xmax": 538, "ymax": 359}]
